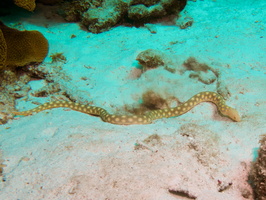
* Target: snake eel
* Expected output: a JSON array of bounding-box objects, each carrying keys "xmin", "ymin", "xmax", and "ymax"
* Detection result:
[{"xmin": 13, "ymin": 91, "xmax": 240, "ymax": 125}]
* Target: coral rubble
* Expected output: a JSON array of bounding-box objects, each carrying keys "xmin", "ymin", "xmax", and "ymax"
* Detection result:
[
  {"xmin": 136, "ymin": 49, "xmax": 166, "ymax": 71},
  {"xmin": 136, "ymin": 49, "xmax": 176, "ymax": 73},
  {"xmin": 128, "ymin": 0, "xmax": 186, "ymax": 21},
  {"xmin": 250, "ymin": 135, "xmax": 266, "ymax": 200},
  {"xmin": 0, "ymin": 21, "xmax": 48, "ymax": 124},
  {"xmin": 61, "ymin": 0, "xmax": 187, "ymax": 33}
]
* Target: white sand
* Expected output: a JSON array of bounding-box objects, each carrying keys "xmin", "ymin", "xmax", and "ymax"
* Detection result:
[{"xmin": 0, "ymin": 0, "xmax": 265, "ymax": 199}]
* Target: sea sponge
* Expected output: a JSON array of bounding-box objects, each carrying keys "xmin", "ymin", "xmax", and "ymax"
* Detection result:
[
  {"xmin": 0, "ymin": 21, "xmax": 49, "ymax": 68},
  {"xmin": 13, "ymin": 0, "xmax": 36, "ymax": 11}
]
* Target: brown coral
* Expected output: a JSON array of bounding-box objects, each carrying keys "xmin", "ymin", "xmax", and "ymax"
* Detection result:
[
  {"xmin": 0, "ymin": 29, "xmax": 7, "ymax": 68},
  {"xmin": 0, "ymin": 21, "xmax": 49, "ymax": 68},
  {"xmin": 13, "ymin": 0, "xmax": 36, "ymax": 11}
]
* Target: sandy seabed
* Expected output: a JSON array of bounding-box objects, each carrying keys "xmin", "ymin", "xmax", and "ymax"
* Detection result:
[{"xmin": 1, "ymin": 0, "xmax": 266, "ymax": 199}]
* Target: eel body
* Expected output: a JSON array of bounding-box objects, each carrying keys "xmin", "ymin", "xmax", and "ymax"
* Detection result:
[{"xmin": 13, "ymin": 91, "xmax": 240, "ymax": 125}]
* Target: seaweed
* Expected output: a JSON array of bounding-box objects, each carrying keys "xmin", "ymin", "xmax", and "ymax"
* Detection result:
[{"xmin": 50, "ymin": 52, "xmax": 67, "ymax": 63}]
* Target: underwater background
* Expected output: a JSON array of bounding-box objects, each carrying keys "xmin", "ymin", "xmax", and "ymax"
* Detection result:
[{"xmin": 0, "ymin": 0, "xmax": 266, "ymax": 199}]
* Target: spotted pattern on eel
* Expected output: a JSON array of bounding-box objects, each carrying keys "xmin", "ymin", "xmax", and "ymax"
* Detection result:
[{"xmin": 13, "ymin": 91, "xmax": 240, "ymax": 125}]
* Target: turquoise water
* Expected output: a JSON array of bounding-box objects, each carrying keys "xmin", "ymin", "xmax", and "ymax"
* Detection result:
[{"xmin": 0, "ymin": 0, "xmax": 265, "ymax": 199}]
